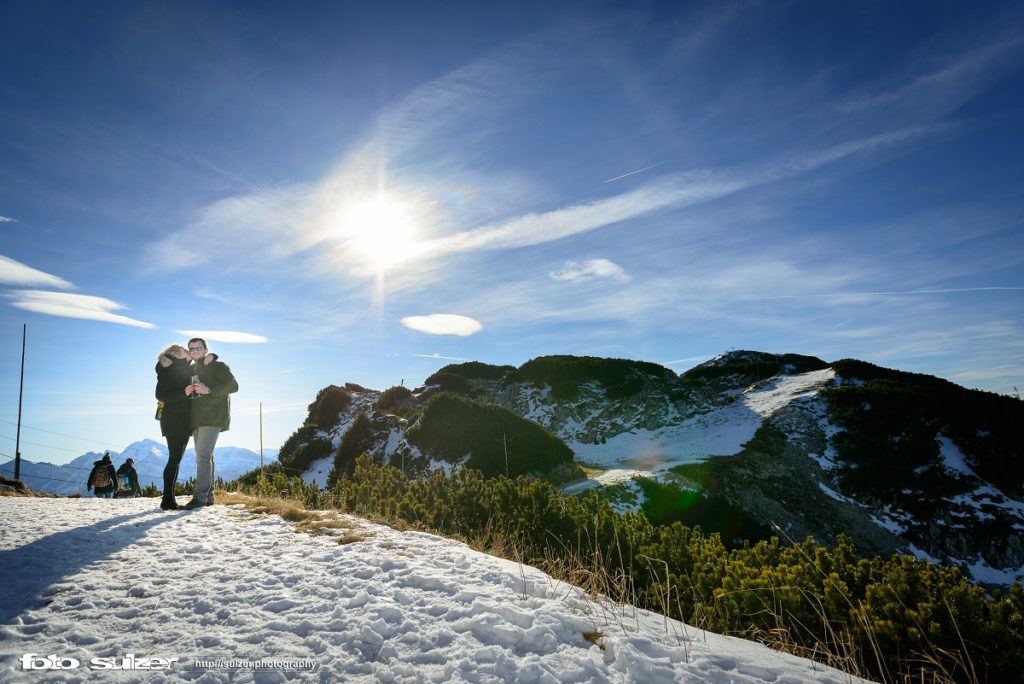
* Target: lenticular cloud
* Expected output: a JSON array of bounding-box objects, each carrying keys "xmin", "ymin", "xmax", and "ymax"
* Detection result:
[{"xmin": 400, "ymin": 314, "xmax": 482, "ymax": 336}]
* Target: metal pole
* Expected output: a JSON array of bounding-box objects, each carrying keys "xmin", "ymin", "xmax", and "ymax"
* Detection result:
[
  {"xmin": 259, "ymin": 402, "xmax": 264, "ymax": 470},
  {"xmin": 14, "ymin": 324, "xmax": 26, "ymax": 481}
]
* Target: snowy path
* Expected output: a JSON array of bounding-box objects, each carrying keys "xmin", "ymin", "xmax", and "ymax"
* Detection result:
[{"xmin": 0, "ymin": 498, "xmax": 867, "ymax": 682}]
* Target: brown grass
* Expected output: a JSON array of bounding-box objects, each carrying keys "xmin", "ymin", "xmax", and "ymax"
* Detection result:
[{"xmin": 217, "ymin": 490, "xmax": 371, "ymax": 545}]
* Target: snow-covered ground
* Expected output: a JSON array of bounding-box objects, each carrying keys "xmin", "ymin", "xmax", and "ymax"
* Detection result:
[
  {"xmin": 0, "ymin": 497, "xmax": 869, "ymax": 682},
  {"xmin": 567, "ymin": 369, "xmax": 835, "ymax": 478}
]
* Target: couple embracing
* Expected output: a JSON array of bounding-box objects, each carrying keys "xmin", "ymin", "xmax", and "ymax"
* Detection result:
[{"xmin": 155, "ymin": 337, "xmax": 238, "ymax": 510}]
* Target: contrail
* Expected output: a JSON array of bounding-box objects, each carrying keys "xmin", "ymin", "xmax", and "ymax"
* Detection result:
[
  {"xmin": 411, "ymin": 353, "xmax": 470, "ymax": 361},
  {"xmin": 603, "ymin": 163, "xmax": 663, "ymax": 183},
  {"xmin": 747, "ymin": 287, "xmax": 1024, "ymax": 300}
]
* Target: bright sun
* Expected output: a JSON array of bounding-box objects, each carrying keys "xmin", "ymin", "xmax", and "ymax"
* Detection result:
[{"xmin": 340, "ymin": 195, "xmax": 419, "ymax": 268}]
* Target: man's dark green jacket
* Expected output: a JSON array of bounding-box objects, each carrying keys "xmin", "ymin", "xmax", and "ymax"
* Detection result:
[{"xmin": 190, "ymin": 360, "xmax": 239, "ymax": 431}]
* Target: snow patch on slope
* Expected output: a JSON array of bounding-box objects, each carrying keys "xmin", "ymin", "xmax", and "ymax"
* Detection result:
[
  {"xmin": 938, "ymin": 436, "xmax": 979, "ymax": 479},
  {"xmin": 568, "ymin": 369, "xmax": 836, "ymax": 473}
]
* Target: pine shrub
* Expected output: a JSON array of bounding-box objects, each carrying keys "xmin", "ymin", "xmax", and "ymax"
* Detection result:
[{"xmin": 405, "ymin": 392, "xmax": 575, "ymax": 477}]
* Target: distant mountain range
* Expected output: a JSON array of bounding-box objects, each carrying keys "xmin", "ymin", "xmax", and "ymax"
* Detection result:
[
  {"xmin": 0, "ymin": 439, "xmax": 279, "ymax": 496},
  {"xmin": 278, "ymin": 350, "xmax": 1024, "ymax": 587}
]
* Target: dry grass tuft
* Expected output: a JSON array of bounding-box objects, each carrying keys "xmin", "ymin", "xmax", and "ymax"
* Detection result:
[{"xmin": 217, "ymin": 490, "xmax": 371, "ymax": 545}]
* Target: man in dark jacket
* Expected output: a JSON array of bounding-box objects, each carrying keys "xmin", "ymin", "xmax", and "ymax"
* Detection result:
[
  {"xmin": 87, "ymin": 452, "xmax": 117, "ymax": 498},
  {"xmin": 184, "ymin": 337, "xmax": 238, "ymax": 509},
  {"xmin": 115, "ymin": 458, "xmax": 142, "ymax": 498}
]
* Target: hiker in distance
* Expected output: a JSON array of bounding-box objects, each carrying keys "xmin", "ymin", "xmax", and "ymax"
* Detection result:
[
  {"xmin": 155, "ymin": 343, "xmax": 218, "ymax": 510},
  {"xmin": 184, "ymin": 337, "xmax": 238, "ymax": 510},
  {"xmin": 114, "ymin": 457, "xmax": 142, "ymax": 498},
  {"xmin": 86, "ymin": 452, "xmax": 117, "ymax": 499}
]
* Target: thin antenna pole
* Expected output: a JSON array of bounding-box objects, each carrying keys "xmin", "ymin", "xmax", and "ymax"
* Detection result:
[
  {"xmin": 14, "ymin": 324, "xmax": 26, "ymax": 481},
  {"xmin": 259, "ymin": 402, "xmax": 264, "ymax": 470}
]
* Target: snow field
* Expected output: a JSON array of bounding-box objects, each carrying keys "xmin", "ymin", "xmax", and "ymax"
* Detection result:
[
  {"xmin": 0, "ymin": 497, "xmax": 869, "ymax": 682},
  {"xmin": 567, "ymin": 369, "xmax": 836, "ymax": 478}
]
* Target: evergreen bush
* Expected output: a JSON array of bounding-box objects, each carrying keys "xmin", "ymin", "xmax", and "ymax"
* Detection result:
[
  {"xmin": 329, "ymin": 412, "xmax": 376, "ymax": 484},
  {"xmin": 405, "ymin": 392, "xmax": 574, "ymax": 477},
  {"xmin": 424, "ymin": 372, "xmax": 473, "ymax": 395},
  {"xmin": 307, "ymin": 385, "xmax": 352, "ymax": 430},
  {"xmin": 425, "ymin": 361, "xmax": 515, "ymax": 383},
  {"xmin": 376, "ymin": 385, "xmax": 414, "ymax": 412}
]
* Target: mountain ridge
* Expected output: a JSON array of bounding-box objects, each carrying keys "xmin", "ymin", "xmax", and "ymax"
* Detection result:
[{"xmin": 279, "ymin": 349, "xmax": 1024, "ymax": 587}]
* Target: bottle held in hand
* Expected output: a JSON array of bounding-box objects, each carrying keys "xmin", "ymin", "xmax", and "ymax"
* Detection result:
[{"xmin": 191, "ymin": 374, "xmax": 200, "ymax": 399}]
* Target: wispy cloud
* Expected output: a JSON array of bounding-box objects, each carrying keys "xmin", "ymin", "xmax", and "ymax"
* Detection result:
[
  {"xmin": 841, "ymin": 36, "xmax": 1024, "ymax": 121},
  {"xmin": 667, "ymin": 0, "xmax": 761, "ymax": 58},
  {"xmin": 0, "ymin": 216, "xmax": 18, "ymax": 223},
  {"xmin": 415, "ymin": 127, "xmax": 939, "ymax": 260},
  {"xmin": 174, "ymin": 330, "xmax": 269, "ymax": 344},
  {"xmin": 400, "ymin": 314, "xmax": 482, "ymax": 337},
  {"xmin": 0, "ymin": 255, "xmax": 74, "ymax": 289},
  {"xmin": 6, "ymin": 291, "xmax": 154, "ymax": 328},
  {"xmin": 550, "ymin": 259, "xmax": 631, "ymax": 284},
  {"xmin": 141, "ymin": 19, "xmax": 944, "ymax": 300}
]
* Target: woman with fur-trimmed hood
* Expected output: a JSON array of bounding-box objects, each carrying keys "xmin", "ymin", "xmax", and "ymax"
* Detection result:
[{"xmin": 155, "ymin": 344, "xmax": 217, "ymax": 510}]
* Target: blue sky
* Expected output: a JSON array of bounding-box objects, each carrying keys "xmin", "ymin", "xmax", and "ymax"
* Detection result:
[{"xmin": 2, "ymin": 1, "xmax": 1023, "ymax": 465}]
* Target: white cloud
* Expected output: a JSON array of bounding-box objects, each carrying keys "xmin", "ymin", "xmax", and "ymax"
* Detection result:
[
  {"xmin": 0, "ymin": 255, "xmax": 74, "ymax": 289},
  {"xmin": 7, "ymin": 291, "xmax": 154, "ymax": 328},
  {"xmin": 174, "ymin": 330, "xmax": 269, "ymax": 344},
  {"xmin": 550, "ymin": 259, "xmax": 631, "ymax": 284},
  {"xmin": 401, "ymin": 314, "xmax": 482, "ymax": 337},
  {"xmin": 0, "ymin": 216, "xmax": 18, "ymax": 223}
]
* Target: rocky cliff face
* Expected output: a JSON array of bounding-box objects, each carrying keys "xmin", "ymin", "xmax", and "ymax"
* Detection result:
[{"xmin": 281, "ymin": 351, "xmax": 1024, "ymax": 586}]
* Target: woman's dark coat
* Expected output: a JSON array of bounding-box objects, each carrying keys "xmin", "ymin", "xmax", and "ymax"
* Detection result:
[{"xmin": 155, "ymin": 357, "xmax": 192, "ymax": 437}]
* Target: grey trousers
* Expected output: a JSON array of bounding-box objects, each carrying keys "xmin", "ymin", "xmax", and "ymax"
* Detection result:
[{"xmin": 193, "ymin": 425, "xmax": 221, "ymax": 504}]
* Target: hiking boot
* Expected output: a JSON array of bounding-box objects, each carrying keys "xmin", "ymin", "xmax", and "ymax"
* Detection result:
[
  {"xmin": 160, "ymin": 499, "xmax": 179, "ymax": 511},
  {"xmin": 183, "ymin": 499, "xmax": 204, "ymax": 510}
]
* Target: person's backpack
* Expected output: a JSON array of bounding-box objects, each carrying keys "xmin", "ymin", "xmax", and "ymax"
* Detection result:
[{"xmin": 93, "ymin": 467, "xmax": 112, "ymax": 489}]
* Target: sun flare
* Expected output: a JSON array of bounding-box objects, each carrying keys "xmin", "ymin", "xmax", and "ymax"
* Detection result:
[{"xmin": 340, "ymin": 195, "xmax": 419, "ymax": 268}]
